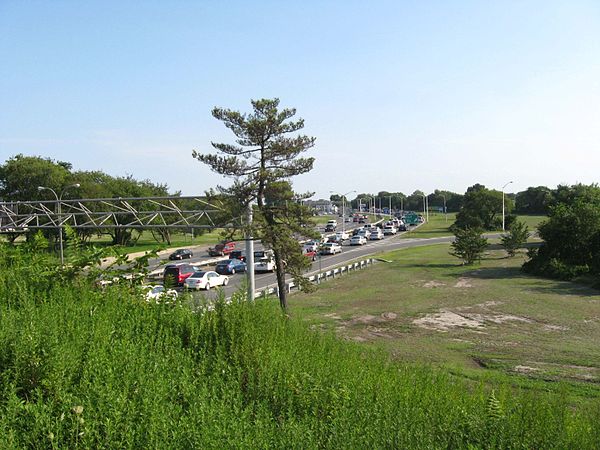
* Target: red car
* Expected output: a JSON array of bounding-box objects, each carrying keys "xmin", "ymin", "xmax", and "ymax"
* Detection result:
[{"xmin": 208, "ymin": 241, "xmax": 236, "ymax": 257}]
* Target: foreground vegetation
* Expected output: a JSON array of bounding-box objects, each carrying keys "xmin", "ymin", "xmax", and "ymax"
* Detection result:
[{"xmin": 1, "ymin": 245, "xmax": 599, "ymax": 448}]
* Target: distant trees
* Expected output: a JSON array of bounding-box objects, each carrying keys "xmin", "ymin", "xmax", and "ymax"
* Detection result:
[
  {"xmin": 515, "ymin": 186, "xmax": 553, "ymax": 215},
  {"xmin": 523, "ymin": 184, "xmax": 600, "ymax": 281},
  {"xmin": 453, "ymin": 184, "xmax": 512, "ymax": 231},
  {"xmin": 0, "ymin": 154, "xmax": 172, "ymax": 246}
]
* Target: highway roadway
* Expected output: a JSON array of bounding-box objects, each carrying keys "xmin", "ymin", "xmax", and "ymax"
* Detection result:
[{"xmin": 176, "ymin": 217, "xmax": 461, "ymax": 302}]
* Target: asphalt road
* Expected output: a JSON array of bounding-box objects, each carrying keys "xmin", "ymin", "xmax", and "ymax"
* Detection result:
[{"xmin": 182, "ymin": 218, "xmax": 464, "ymax": 301}]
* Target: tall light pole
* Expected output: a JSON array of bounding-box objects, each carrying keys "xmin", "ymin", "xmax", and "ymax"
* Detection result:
[
  {"xmin": 440, "ymin": 194, "xmax": 447, "ymax": 223},
  {"xmin": 330, "ymin": 190, "xmax": 356, "ymax": 233},
  {"xmin": 421, "ymin": 193, "xmax": 426, "ymax": 221},
  {"xmin": 502, "ymin": 181, "xmax": 514, "ymax": 232},
  {"xmin": 38, "ymin": 183, "xmax": 80, "ymax": 265},
  {"xmin": 388, "ymin": 196, "xmax": 392, "ymax": 218}
]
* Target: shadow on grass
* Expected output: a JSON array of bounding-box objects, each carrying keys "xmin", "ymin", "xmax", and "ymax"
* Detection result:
[{"xmin": 462, "ymin": 266, "xmax": 600, "ymax": 297}]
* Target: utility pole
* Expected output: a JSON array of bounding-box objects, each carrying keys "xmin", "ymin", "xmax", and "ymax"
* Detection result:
[
  {"xmin": 245, "ymin": 202, "xmax": 255, "ymax": 301},
  {"xmin": 502, "ymin": 181, "xmax": 514, "ymax": 232}
]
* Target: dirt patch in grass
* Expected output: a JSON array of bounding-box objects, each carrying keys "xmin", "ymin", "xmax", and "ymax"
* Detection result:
[
  {"xmin": 413, "ymin": 307, "xmax": 534, "ymax": 332},
  {"xmin": 423, "ymin": 280, "xmax": 446, "ymax": 288},
  {"xmin": 454, "ymin": 277, "xmax": 474, "ymax": 288}
]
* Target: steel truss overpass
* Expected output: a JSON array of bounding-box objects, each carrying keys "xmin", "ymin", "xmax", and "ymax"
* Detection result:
[{"xmin": 0, "ymin": 196, "xmax": 239, "ymax": 233}]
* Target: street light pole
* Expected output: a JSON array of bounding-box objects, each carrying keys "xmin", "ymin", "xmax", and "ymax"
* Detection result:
[
  {"xmin": 441, "ymin": 194, "xmax": 447, "ymax": 222},
  {"xmin": 502, "ymin": 181, "xmax": 514, "ymax": 232},
  {"xmin": 38, "ymin": 184, "xmax": 80, "ymax": 265},
  {"xmin": 330, "ymin": 190, "xmax": 356, "ymax": 234}
]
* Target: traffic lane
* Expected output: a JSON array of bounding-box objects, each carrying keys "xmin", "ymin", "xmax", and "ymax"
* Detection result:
[{"xmin": 218, "ymin": 231, "xmax": 412, "ymax": 296}]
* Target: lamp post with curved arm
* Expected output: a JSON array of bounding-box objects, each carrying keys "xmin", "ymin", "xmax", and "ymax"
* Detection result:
[
  {"xmin": 502, "ymin": 181, "xmax": 514, "ymax": 232},
  {"xmin": 38, "ymin": 184, "xmax": 80, "ymax": 265},
  {"xmin": 330, "ymin": 190, "xmax": 356, "ymax": 233}
]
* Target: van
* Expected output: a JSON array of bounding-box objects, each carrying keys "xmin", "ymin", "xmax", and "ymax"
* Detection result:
[{"xmin": 163, "ymin": 263, "xmax": 197, "ymax": 287}]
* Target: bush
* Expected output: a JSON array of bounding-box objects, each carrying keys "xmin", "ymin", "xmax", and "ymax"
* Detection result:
[
  {"xmin": 501, "ymin": 220, "xmax": 529, "ymax": 257},
  {"xmin": 450, "ymin": 228, "xmax": 488, "ymax": 265}
]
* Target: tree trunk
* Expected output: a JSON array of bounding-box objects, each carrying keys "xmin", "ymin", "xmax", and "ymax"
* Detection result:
[{"xmin": 273, "ymin": 247, "xmax": 288, "ymax": 311}]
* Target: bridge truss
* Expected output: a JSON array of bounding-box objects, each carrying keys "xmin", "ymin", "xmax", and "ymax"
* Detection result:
[{"xmin": 0, "ymin": 196, "xmax": 240, "ymax": 232}]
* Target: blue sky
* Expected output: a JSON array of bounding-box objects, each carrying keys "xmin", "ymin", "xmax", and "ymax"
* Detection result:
[{"xmin": 1, "ymin": 1, "xmax": 599, "ymax": 200}]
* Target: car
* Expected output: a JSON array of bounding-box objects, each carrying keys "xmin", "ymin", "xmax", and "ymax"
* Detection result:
[
  {"xmin": 304, "ymin": 249, "xmax": 317, "ymax": 261},
  {"xmin": 383, "ymin": 225, "xmax": 397, "ymax": 235},
  {"xmin": 142, "ymin": 285, "xmax": 178, "ymax": 302},
  {"xmin": 397, "ymin": 224, "xmax": 407, "ymax": 231},
  {"xmin": 163, "ymin": 263, "xmax": 197, "ymax": 287},
  {"xmin": 369, "ymin": 229, "xmax": 384, "ymax": 240},
  {"xmin": 320, "ymin": 242, "xmax": 342, "ymax": 255},
  {"xmin": 215, "ymin": 258, "xmax": 247, "ymax": 275},
  {"xmin": 325, "ymin": 224, "xmax": 336, "ymax": 232},
  {"xmin": 168, "ymin": 248, "xmax": 193, "ymax": 260},
  {"xmin": 184, "ymin": 270, "xmax": 229, "ymax": 290},
  {"xmin": 335, "ymin": 231, "xmax": 350, "ymax": 241},
  {"xmin": 255, "ymin": 253, "xmax": 276, "ymax": 272},
  {"xmin": 327, "ymin": 219, "xmax": 337, "ymax": 226},
  {"xmin": 208, "ymin": 241, "xmax": 236, "ymax": 257},
  {"xmin": 229, "ymin": 250, "xmax": 246, "ymax": 262},
  {"xmin": 303, "ymin": 240, "xmax": 320, "ymax": 253},
  {"xmin": 357, "ymin": 229, "xmax": 371, "ymax": 239},
  {"xmin": 350, "ymin": 235, "xmax": 367, "ymax": 246}
]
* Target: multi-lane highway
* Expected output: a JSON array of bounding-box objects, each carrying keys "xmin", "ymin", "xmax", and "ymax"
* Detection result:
[{"xmin": 162, "ymin": 216, "xmax": 458, "ymax": 301}]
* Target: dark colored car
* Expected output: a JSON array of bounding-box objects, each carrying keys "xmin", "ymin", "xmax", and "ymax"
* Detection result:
[
  {"xmin": 325, "ymin": 224, "xmax": 336, "ymax": 232},
  {"xmin": 208, "ymin": 241, "xmax": 236, "ymax": 257},
  {"xmin": 168, "ymin": 248, "xmax": 193, "ymax": 260},
  {"xmin": 397, "ymin": 224, "xmax": 407, "ymax": 231},
  {"xmin": 163, "ymin": 263, "xmax": 197, "ymax": 287},
  {"xmin": 215, "ymin": 258, "xmax": 247, "ymax": 275},
  {"xmin": 229, "ymin": 250, "xmax": 246, "ymax": 262}
]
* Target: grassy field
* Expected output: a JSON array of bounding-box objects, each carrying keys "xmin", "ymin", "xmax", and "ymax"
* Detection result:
[
  {"xmin": 2, "ymin": 243, "xmax": 599, "ymax": 448},
  {"xmin": 290, "ymin": 242, "xmax": 600, "ymax": 401},
  {"xmin": 400, "ymin": 213, "xmax": 546, "ymax": 239},
  {"xmin": 402, "ymin": 212, "xmax": 456, "ymax": 238}
]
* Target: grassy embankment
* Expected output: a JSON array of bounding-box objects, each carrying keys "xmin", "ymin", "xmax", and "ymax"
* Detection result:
[
  {"xmin": 290, "ymin": 242, "xmax": 600, "ymax": 402},
  {"xmin": 1, "ymin": 244, "xmax": 599, "ymax": 448},
  {"xmin": 402, "ymin": 213, "xmax": 546, "ymax": 239}
]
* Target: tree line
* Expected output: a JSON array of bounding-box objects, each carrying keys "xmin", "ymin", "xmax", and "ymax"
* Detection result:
[{"xmin": 0, "ymin": 154, "xmax": 174, "ymax": 245}]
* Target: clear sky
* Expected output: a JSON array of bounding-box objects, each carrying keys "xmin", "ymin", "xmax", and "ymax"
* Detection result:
[{"xmin": 1, "ymin": 1, "xmax": 599, "ymax": 200}]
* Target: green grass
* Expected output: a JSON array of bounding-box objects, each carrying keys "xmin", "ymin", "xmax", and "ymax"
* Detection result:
[
  {"xmin": 402, "ymin": 212, "xmax": 456, "ymax": 238},
  {"xmin": 1, "ymin": 245, "xmax": 599, "ymax": 447},
  {"xmin": 290, "ymin": 242, "xmax": 600, "ymax": 401},
  {"xmin": 312, "ymin": 214, "xmax": 338, "ymax": 225},
  {"xmin": 516, "ymin": 214, "xmax": 547, "ymax": 231}
]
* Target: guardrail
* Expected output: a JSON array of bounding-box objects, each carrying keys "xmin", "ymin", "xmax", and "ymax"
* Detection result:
[{"xmin": 255, "ymin": 258, "xmax": 375, "ymax": 298}]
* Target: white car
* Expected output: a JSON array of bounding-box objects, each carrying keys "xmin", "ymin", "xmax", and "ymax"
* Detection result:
[
  {"xmin": 357, "ymin": 229, "xmax": 371, "ymax": 239},
  {"xmin": 335, "ymin": 231, "xmax": 350, "ymax": 241},
  {"xmin": 320, "ymin": 242, "xmax": 342, "ymax": 255},
  {"xmin": 254, "ymin": 256, "xmax": 276, "ymax": 273},
  {"xmin": 383, "ymin": 225, "xmax": 397, "ymax": 235},
  {"xmin": 350, "ymin": 235, "xmax": 367, "ymax": 246},
  {"xmin": 142, "ymin": 285, "xmax": 178, "ymax": 301},
  {"xmin": 303, "ymin": 241, "xmax": 320, "ymax": 253},
  {"xmin": 184, "ymin": 271, "xmax": 229, "ymax": 290},
  {"xmin": 370, "ymin": 229, "xmax": 384, "ymax": 240}
]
